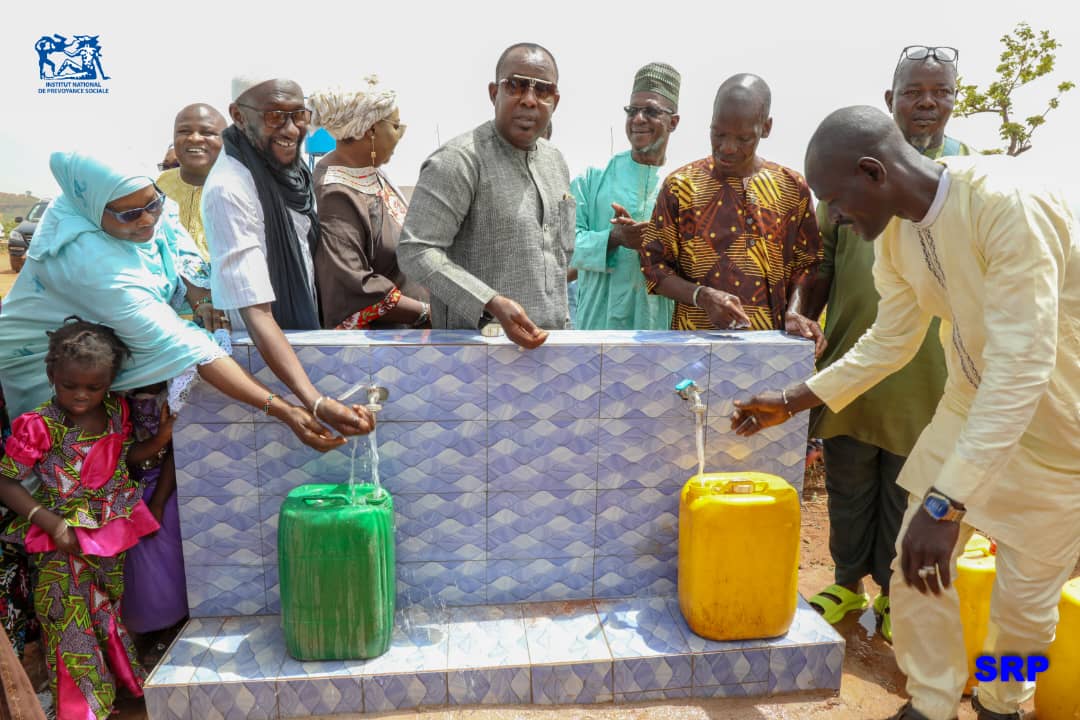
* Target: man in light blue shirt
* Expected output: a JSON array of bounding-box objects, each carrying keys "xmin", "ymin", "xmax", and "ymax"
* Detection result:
[{"xmin": 570, "ymin": 62, "xmax": 680, "ymax": 330}]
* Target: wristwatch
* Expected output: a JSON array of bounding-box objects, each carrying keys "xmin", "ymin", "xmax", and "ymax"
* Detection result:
[
  {"xmin": 412, "ymin": 303, "xmax": 430, "ymax": 328},
  {"xmin": 922, "ymin": 490, "xmax": 965, "ymax": 522}
]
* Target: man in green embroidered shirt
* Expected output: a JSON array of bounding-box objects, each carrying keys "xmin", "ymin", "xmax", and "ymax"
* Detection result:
[{"xmin": 803, "ymin": 46, "xmax": 971, "ymax": 643}]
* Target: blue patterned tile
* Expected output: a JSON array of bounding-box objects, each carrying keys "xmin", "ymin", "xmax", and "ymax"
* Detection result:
[
  {"xmin": 192, "ymin": 616, "xmax": 286, "ymax": 682},
  {"xmin": 276, "ymin": 677, "xmax": 364, "ymax": 717},
  {"xmin": 597, "ymin": 419, "xmax": 699, "ymax": 490},
  {"xmin": 188, "ymin": 681, "xmax": 278, "ymax": 720},
  {"xmin": 489, "ymin": 345, "xmax": 602, "ymax": 420},
  {"xmin": 362, "ymin": 606, "xmax": 449, "ymax": 676},
  {"xmin": 596, "ymin": 597, "xmax": 691, "ymax": 658},
  {"xmin": 695, "ymin": 681, "xmax": 769, "ymax": 698},
  {"xmin": 264, "ymin": 563, "xmax": 280, "ymax": 614},
  {"xmin": 448, "ymin": 667, "xmax": 531, "ymax": 705},
  {"xmin": 522, "ymin": 600, "xmax": 610, "ymax": 664},
  {"xmin": 704, "ymin": 417, "xmax": 807, "ymax": 491},
  {"xmin": 254, "ymin": 422, "xmax": 355, "ymax": 496},
  {"xmin": 692, "ymin": 649, "xmax": 770, "ymax": 686},
  {"xmin": 487, "ymin": 490, "xmax": 595, "ymax": 560},
  {"xmin": 377, "ymin": 421, "xmax": 486, "ymax": 494},
  {"xmin": 600, "ymin": 345, "xmax": 710, "ymax": 419},
  {"xmin": 613, "ymin": 656, "xmax": 693, "ymax": 693},
  {"xmin": 768, "ymin": 644, "xmax": 843, "ymax": 694},
  {"xmin": 363, "ymin": 671, "xmax": 448, "ymax": 711},
  {"xmin": 397, "ymin": 560, "xmax": 486, "ymax": 607},
  {"xmin": 277, "ymin": 652, "xmax": 365, "ymax": 681},
  {"xmin": 447, "ymin": 604, "xmax": 528, "ymax": 668},
  {"xmin": 531, "ymin": 661, "xmax": 613, "ymax": 704},
  {"xmin": 765, "ymin": 596, "xmax": 845, "ymax": 647},
  {"xmin": 594, "ymin": 554, "xmax": 677, "ymax": 598},
  {"xmin": 174, "ymin": 423, "xmax": 258, "ymax": 498},
  {"xmin": 257, "ymin": 495, "xmax": 283, "ymax": 563},
  {"xmin": 707, "ymin": 340, "xmax": 814, "ymax": 425},
  {"xmin": 616, "ymin": 687, "xmax": 693, "ymax": 702},
  {"xmin": 488, "ymin": 419, "xmax": 598, "ymax": 492},
  {"xmin": 371, "ymin": 345, "xmax": 486, "ymax": 421},
  {"xmin": 596, "ymin": 488, "xmax": 679, "ymax": 556},
  {"xmin": 180, "ymin": 496, "xmax": 262, "ymax": 566},
  {"xmin": 186, "ymin": 565, "xmax": 266, "ymax": 617},
  {"xmin": 144, "ymin": 685, "xmax": 190, "ymax": 720},
  {"xmin": 249, "ymin": 346, "xmax": 370, "ymax": 418},
  {"xmin": 487, "ymin": 558, "xmax": 594, "ymax": 603},
  {"xmin": 148, "ymin": 617, "xmax": 224, "ymax": 686},
  {"xmin": 179, "ymin": 352, "xmax": 253, "ymax": 423},
  {"xmin": 395, "ymin": 492, "xmax": 485, "ymax": 562}
]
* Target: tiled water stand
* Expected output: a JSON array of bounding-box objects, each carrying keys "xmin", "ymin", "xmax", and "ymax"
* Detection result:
[
  {"xmin": 175, "ymin": 330, "xmax": 815, "ymax": 617},
  {"xmin": 145, "ymin": 597, "xmax": 843, "ymax": 718},
  {"xmin": 160, "ymin": 329, "xmax": 833, "ymax": 715}
]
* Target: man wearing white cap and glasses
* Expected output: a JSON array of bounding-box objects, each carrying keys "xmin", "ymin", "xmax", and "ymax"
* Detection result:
[{"xmin": 201, "ymin": 74, "xmax": 373, "ymax": 438}]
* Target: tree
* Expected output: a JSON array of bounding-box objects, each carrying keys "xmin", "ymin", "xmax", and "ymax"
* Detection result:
[{"xmin": 954, "ymin": 22, "xmax": 1074, "ymax": 156}]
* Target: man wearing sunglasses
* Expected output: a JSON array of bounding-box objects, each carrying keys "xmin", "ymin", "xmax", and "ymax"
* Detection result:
[
  {"xmin": 399, "ymin": 42, "xmax": 572, "ymax": 349},
  {"xmin": 569, "ymin": 62, "xmax": 680, "ymax": 331},
  {"xmin": 202, "ymin": 74, "xmax": 374, "ymax": 439},
  {"xmin": 798, "ymin": 47, "xmax": 971, "ymax": 647}
]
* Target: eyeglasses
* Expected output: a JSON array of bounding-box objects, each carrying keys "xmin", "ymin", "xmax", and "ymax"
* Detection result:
[
  {"xmin": 498, "ymin": 75, "xmax": 558, "ymax": 105},
  {"xmin": 237, "ymin": 103, "xmax": 312, "ymax": 129},
  {"xmin": 381, "ymin": 119, "xmax": 407, "ymax": 134},
  {"xmin": 156, "ymin": 161, "xmax": 180, "ymax": 172},
  {"xmin": 896, "ymin": 46, "xmax": 959, "ymax": 68},
  {"xmin": 624, "ymin": 105, "xmax": 675, "ymax": 120},
  {"xmin": 103, "ymin": 186, "xmax": 167, "ymax": 224}
]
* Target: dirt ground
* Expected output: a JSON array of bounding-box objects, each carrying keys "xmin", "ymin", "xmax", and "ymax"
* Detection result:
[{"xmin": 3, "ymin": 254, "xmax": 1076, "ymax": 719}]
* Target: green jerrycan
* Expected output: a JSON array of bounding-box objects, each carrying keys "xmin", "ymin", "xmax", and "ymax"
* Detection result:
[{"xmin": 278, "ymin": 484, "xmax": 395, "ymax": 660}]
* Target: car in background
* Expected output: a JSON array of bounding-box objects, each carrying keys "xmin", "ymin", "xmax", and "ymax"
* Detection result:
[{"xmin": 7, "ymin": 199, "xmax": 50, "ymax": 273}]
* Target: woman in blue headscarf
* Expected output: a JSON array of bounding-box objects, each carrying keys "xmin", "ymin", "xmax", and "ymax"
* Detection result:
[{"xmin": 0, "ymin": 151, "xmax": 348, "ymax": 448}]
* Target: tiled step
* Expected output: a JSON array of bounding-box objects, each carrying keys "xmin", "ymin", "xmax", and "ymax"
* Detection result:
[{"xmin": 144, "ymin": 595, "xmax": 843, "ymax": 719}]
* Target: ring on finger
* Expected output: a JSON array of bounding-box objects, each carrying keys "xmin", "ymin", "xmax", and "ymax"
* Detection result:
[{"xmin": 917, "ymin": 565, "xmax": 937, "ymax": 579}]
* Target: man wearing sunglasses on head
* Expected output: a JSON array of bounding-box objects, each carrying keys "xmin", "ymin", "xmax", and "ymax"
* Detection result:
[
  {"xmin": 399, "ymin": 42, "xmax": 573, "ymax": 349},
  {"xmin": 798, "ymin": 46, "xmax": 971, "ymax": 647},
  {"xmin": 201, "ymin": 74, "xmax": 374, "ymax": 440},
  {"xmin": 569, "ymin": 62, "xmax": 680, "ymax": 331}
]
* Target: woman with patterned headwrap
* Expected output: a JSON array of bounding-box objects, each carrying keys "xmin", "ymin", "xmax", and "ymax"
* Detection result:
[{"xmin": 309, "ymin": 77, "xmax": 430, "ymax": 329}]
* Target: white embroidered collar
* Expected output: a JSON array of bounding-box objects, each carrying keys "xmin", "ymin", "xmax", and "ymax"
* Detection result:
[{"xmin": 915, "ymin": 166, "xmax": 951, "ymax": 228}]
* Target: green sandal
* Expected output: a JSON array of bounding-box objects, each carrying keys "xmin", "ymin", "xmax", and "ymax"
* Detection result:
[
  {"xmin": 809, "ymin": 584, "xmax": 870, "ymax": 624},
  {"xmin": 874, "ymin": 594, "xmax": 892, "ymax": 643}
]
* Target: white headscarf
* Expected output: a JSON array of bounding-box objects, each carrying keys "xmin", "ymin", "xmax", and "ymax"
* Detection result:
[{"xmin": 309, "ymin": 75, "xmax": 398, "ymax": 141}]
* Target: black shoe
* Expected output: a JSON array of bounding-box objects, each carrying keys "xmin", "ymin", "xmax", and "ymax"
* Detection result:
[
  {"xmin": 971, "ymin": 693, "xmax": 1022, "ymax": 720},
  {"xmin": 886, "ymin": 702, "xmax": 936, "ymax": 720}
]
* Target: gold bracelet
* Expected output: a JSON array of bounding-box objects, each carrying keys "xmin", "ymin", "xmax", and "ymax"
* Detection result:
[{"xmin": 26, "ymin": 505, "xmax": 44, "ymax": 524}]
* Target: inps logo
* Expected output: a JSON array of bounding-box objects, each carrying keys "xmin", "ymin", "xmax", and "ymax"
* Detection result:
[{"xmin": 35, "ymin": 34, "xmax": 110, "ymax": 95}]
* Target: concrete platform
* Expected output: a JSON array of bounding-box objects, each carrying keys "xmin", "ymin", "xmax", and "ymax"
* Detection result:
[{"xmin": 144, "ymin": 595, "xmax": 843, "ymax": 718}]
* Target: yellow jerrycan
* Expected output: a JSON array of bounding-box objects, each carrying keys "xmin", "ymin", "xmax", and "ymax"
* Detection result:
[
  {"xmin": 678, "ymin": 472, "xmax": 800, "ymax": 641},
  {"xmin": 1034, "ymin": 576, "xmax": 1080, "ymax": 720},
  {"xmin": 955, "ymin": 533, "xmax": 996, "ymax": 695}
]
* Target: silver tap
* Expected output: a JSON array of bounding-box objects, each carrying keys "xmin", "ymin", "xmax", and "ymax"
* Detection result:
[
  {"xmin": 365, "ymin": 386, "xmax": 389, "ymax": 413},
  {"xmin": 339, "ymin": 382, "xmax": 389, "ymax": 412},
  {"xmin": 675, "ymin": 379, "xmax": 706, "ymax": 414}
]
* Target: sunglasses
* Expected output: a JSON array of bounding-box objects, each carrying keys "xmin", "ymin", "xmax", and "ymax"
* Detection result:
[
  {"xmin": 498, "ymin": 75, "xmax": 558, "ymax": 105},
  {"xmin": 624, "ymin": 105, "xmax": 675, "ymax": 120},
  {"xmin": 237, "ymin": 103, "xmax": 312, "ymax": 129},
  {"xmin": 896, "ymin": 45, "xmax": 959, "ymax": 69},
  {"xmin": 157, "ymin": 161, "xmax": 180, "ymax": 172},
  {"xmin": 104, "ymin": 186, "xmax": 167, "ymax": 224}
]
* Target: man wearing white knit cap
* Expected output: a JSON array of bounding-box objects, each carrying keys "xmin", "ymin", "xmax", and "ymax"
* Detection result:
[{"xmin": 202, "ymin": 74, "xmax": 375, "ymax": 438}]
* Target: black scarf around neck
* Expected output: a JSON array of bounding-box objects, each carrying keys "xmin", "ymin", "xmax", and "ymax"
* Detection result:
[{"xmin": 223, "ymin": 124, "xmax": 321, "ymax": 330}]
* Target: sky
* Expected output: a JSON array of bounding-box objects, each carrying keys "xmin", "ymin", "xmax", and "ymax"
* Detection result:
[{"xmin": 1, "ymin": 0, "xmax": 1078, "ymax": 201}]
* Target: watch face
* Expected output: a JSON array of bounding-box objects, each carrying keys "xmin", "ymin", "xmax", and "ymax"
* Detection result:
[{"xmin": 924, "ymin": 495, "xmax": 950, "ymax": 520}]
